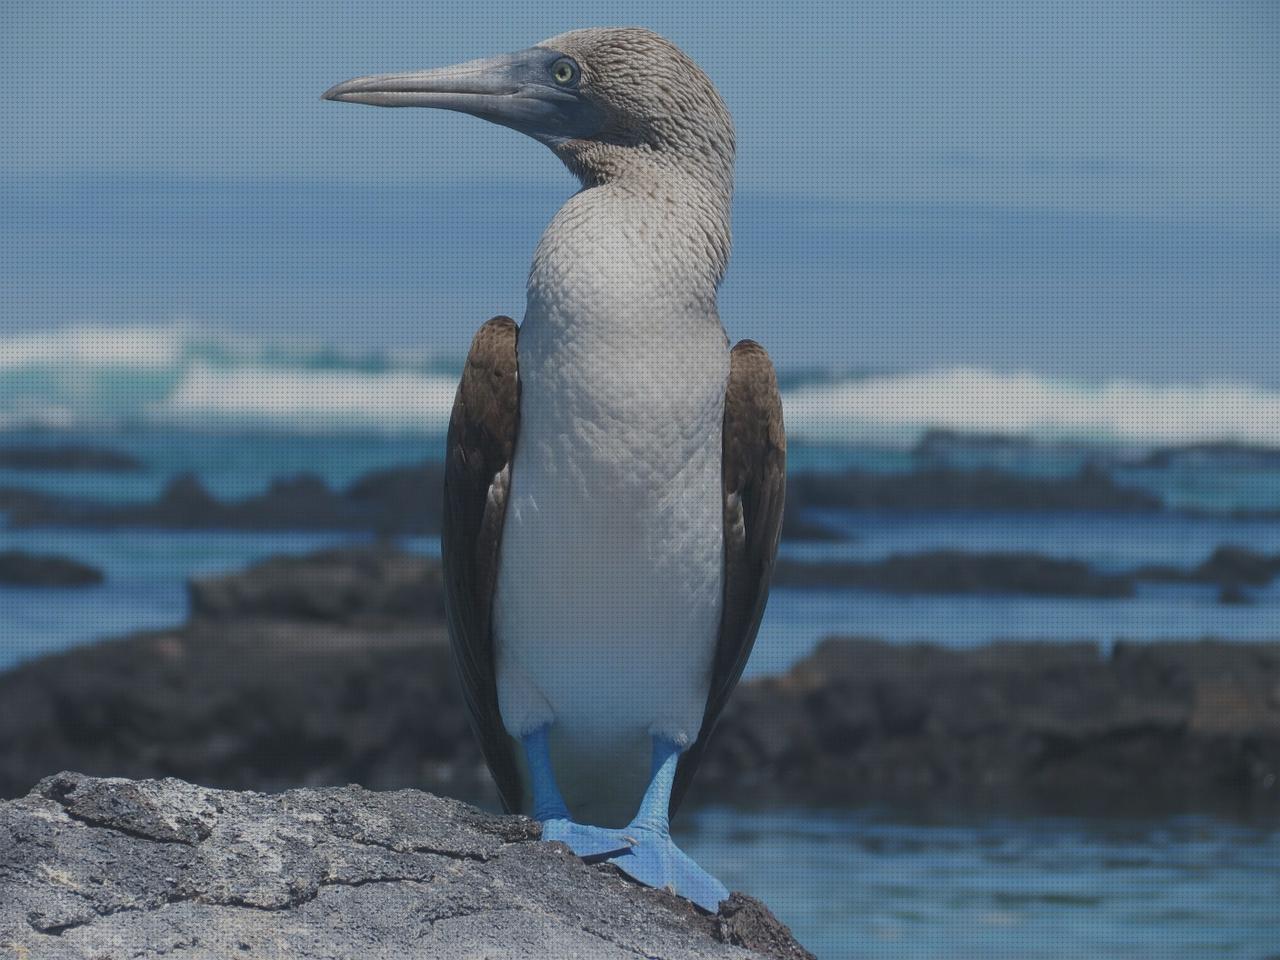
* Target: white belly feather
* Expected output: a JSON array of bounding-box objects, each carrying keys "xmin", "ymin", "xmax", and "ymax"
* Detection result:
[{"xmin": 492, "ymin": 194, "xmax": 730, "ymax": 825}]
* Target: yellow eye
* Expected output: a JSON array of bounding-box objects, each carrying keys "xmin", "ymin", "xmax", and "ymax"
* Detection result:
[{"xmin": 551, "ymin": 58, "xmax": 579, "ymax": 86}]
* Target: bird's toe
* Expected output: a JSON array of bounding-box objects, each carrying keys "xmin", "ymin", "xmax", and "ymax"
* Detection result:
[
  {"xmin": 540, "ymin": 818, "xmax": 634, "ymax": 860},
  {"xmin": 604, "ymin": 827, "xmax": 728, "ymax": 913}
]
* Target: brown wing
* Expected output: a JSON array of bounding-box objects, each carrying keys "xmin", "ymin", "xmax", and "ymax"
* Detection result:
[
  {"xmin": 670, "ymin": 339, "xmax": 787, "ymax": 817},
  {"xmin": 442, "ymin": 316, "xmax": 523, "ymax": 813}
]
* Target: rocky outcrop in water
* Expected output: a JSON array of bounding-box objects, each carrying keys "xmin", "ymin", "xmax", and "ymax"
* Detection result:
[
  {"xmin": 1, "ymin": 459, "xmax": 1167, "ymax": 538},
  {"xmin": 0, "ymin": 444, "xmax": 143, "ymax": 472},
  {"xmin": 0, "ymin": 772, "xmax": 811, "ymax": 960},
  {"xmin": 0, "ymin": 547, "xmax": 476, "ymax": 803},
  {"xmin": 0, "ymin": 550, "xmax": 104, "ymax": 587},
  {"xmin": 1135, "ymin": 545, "xmax": 1280, "ymax": 589},
  {"xmin": 188, "ymin": 545, "xmax": 445, "ymax": 624},
  {"xmin": 697, "ymin": 637, "xmax": 1280, "ymax": 817},
  {"xmin": 789, "ymin": 464, "xmax": 1161, "ymax": 512},
  {"xmin": 3, "ymin": 464, "xmax": 446, "ymax": 534},
  {"xmin": 775, "ymin": 551, "xmax": 1134, "ymax": 598},
  {"xmin": 2, "ymin": 546, "xmax": 1278, "ymax": 817}
]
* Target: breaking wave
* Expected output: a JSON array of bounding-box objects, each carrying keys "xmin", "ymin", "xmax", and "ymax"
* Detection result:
[
  {"xmin": 782, "ymin": 367, "xmax": 1280, "ymax": 448},
  {"xmin": 0, "ymin": 324, "xmax": 458, "ymax": 435},
  {"xmin": 3, "ymin": 324, "xmax": 1280, "ymax": 448}
]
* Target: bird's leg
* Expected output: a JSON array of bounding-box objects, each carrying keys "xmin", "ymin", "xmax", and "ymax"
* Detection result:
[
  {"xmin": 604, "ymin": 736, "xmax": 730, "ymax": 913},
  {"xmin": 521, "ymin": 725, "xmax": 632, "ymax": 859},
  {"xmin": 523, "ymin": 725, "xmax": 570, "ymax": 821}
]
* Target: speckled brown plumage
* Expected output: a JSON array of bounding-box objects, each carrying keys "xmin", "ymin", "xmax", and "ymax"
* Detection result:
[
  {"xmin": 442, "ymin": 315, "xmax": 523, "ymax": 812},
  {"xmin": 672, "ymin": 339, "xmax": 787, "ymax": 815}
]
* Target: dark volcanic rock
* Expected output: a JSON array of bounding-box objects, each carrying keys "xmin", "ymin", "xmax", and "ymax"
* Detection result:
[
  {"xmin": 2, "ymin": 457, "xmax": 830, "ymax": 543},
  {"xmin": 1187, "ymin": 547, "xmax": 1280, "ymax": 586},
  {"xmin": 3, "ymin": 546, "xmax": 1279, "ymax": 819},
  {"xmin": 0, "ymin": 773, "xmax": 809, "ymax": 960},
  {"xmin": 0, "ymin": 547, "xmax": 472, "ymax": 803},
  {"xmin": 345, "ymin": 461, "xmax": 448, "ymax": 536},
  {"xmin": 1199, "ymin": 546, "xmax": 1280, "ymax": 585},
  {"xmin": 1135, "ymin": 545, "xmax": 1280, "ymax": 588},
  {"xmin": 189, "ymin": 544, "xmax": 445, "ymax": 624},
  {"xmin": 1219, "ymin": 584, "xmax": 1255, "ymax": 605},
  {"xmin": 5, "ymin": 463, "xmax": 446, "ymax": 534},
  {"xmin": 0, "ymin": 443, "xmax": 143, "ymax": 472},
  {"xmin": 0, "ymin": 486, "xmax": 66, "ymax": 516},
  {"xmin": 4, "ymin": 458, "xmax": 1166, "ymax": 538},
  {"xmin": 774, "ymin": 550, "xmax": 1134, "ymax": 598},
  {"xmin": 789, "ymin": 463, "xmax": 1161, "ymax": 512},
  {"xmin": 0, "ymin": 550, "xmax": 103, "ymax": 587},
  {"xmin": 688, "ymin": 637, "xmax": 1280, "ymax": 818}
]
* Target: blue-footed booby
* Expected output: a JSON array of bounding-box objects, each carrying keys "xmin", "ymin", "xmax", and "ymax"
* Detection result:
[{"xmin": 324, "ymin": 27, "xmax": 785, "ymax": 912}]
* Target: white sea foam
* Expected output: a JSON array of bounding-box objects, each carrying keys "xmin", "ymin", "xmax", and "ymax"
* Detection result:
[
  {"xmin": 4, "ymin": 324, "xmax": 1280, "ymax": 446},
  {"xmin": 782, "ymin": 367, "xmax": 1280, "ymax": 447},
  {"xmin": 0, "ymin": 323, "xmax": 185, "ymax": 371},
  {"xmin": 160, "ymin": 363, "xmax": 458, "ymax": 433}
]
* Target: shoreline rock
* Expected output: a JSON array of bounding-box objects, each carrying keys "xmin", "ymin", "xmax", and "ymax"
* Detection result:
[
  {"xmin": 0, "ymin": 772, "xmax": 811, "ymax": 959},
  {"xmin": 188, "ymin": 545, "xmax": 445, "ymax": 624},
  {"xmin": 0, "ymin": 443, "xmax": 143, "ymax": 472},
  {"xmin": 788, "ymin": 463, "xmax": 1162, "ymax": 512},
  {"xmin": 0, "ymin": 550, "xmax": 104, "ymax": 588},
  {"xmin": 690, "ymin": 636, "xmax": 1280, "ymax": 818},
  {"xmin": 1134, "ymin": 545, "xmax": 1280, "ymax": 588},
  {"xmin": 775, "ymin": 551, "xmax": 1134, "ymax": 598},
  {"xmin": 2, "ymin": 546, "xmax": 1279, "ymax": 819},
  {"xmin": 1, "ymin": 460, "xmax": 1169, "ymax": 537},
  {"xmin": 4, "ymin": 465, "xmax": 446, "ymax": 535}
]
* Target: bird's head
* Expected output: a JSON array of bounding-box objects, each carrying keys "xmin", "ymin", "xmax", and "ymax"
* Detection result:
[{"xmin": 323, "ymin": 27, "xmax": 734, "ymax": 188}]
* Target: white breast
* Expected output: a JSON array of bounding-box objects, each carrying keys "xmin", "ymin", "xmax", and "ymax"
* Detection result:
[{"xmin": 492, "ymin": 185, "xmax": 730, "ymax": 825}]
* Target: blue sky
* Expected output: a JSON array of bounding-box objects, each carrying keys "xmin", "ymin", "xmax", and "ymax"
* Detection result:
[{"xmin": 2, "ymin": 0, "xmax": 1277, "ymax": 380}]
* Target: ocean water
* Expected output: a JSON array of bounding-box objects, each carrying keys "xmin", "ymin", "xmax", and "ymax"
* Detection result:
[
  {"xmin": 4, "ymin": 330, "xmax": 1280, "ymax": 958},
  {"xmin": 678, "ymin": 809, "xmax": 1280, "ymax": 960}
]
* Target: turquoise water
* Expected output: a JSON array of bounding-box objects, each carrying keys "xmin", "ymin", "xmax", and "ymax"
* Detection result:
[{"xmin": 679, "ymin": 809, "xmax": 1280, "ymax": 960}]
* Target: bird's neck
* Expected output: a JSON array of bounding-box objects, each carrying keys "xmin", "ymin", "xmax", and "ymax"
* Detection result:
[
  {"xmin": 529, "ymin": 150, "xmax": 733, "ymax": 329},
  {"xmin": 522, "ymin": 163, "xmax": 733, "ymax": 416}
]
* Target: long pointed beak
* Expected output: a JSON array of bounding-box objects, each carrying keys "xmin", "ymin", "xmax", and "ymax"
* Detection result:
[
  {"xmin": 322, "ymin": 48, "xmax": 601, "ymax": 143},
  {"xmin": 324, "ymin": 54, "xmax": 528, "ymax": 108}
]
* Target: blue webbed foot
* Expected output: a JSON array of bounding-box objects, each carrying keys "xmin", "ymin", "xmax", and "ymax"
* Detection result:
[
  {"xmin": 539, "ymin": 818, "xmax": 634, "ymax": 860},
  {"xmin": 606, "ymin": 826, "xmax": 729, "ymax": 913},
  {"xmin": 520, "ymin": 727, "xmax": 729, "ymax": 912},
  {"xmin": 521, "ymin": 726, "xmax": 632, "ymax": 859},
  {"xmin": 601, "ymin": 736, "xmax": 729, "ymax": 912}
]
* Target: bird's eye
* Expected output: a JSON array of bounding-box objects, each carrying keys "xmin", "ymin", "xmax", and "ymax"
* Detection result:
[{"xmin": 550, "ymin": 57, "xmax": 579, "ymax": 87}]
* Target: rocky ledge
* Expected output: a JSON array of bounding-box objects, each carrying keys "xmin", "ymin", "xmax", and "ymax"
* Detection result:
[
  {"xmin": 2, "ymin": 546, "xmax": 1279, "ymax": 817},
  {"xmin": 0, "ymin": 772, "xmax": 811, "ymax": 960},
  {"xmin": 0, "ymin": 444, "xmax": 143, "ymax": 473},
  {"xmin": 701, "ymin": 637, "xmax": 1280, "ymax": 817},
  {"xmin": 0, "ymin": 459, "xmax": 1168, "ymax": 539},
  {"xmin": 0, "ymin": 550, "xmax": 104, "ymax": 588}
]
